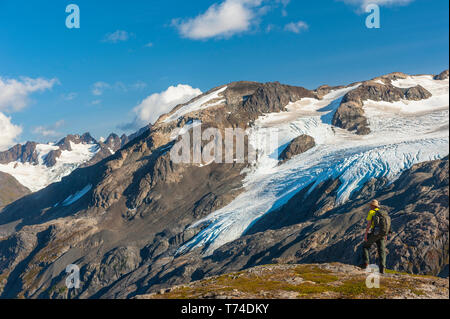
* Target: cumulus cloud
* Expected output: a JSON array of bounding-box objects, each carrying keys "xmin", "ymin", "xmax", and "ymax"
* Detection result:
[
  {"xmin": 284, "ymin": 21, "xmax": 309, "ymax": 33},
  {"xmin": 0, "ymin": 112, "xmax": 22, "ymax": 151},
  {"xmin": 338, "ymin": 0, "xmax": 414, "ymax": 10},
  {"xmin": 121, "ymin": 84, "xmax": 202, "ymax": 130},
  {"xmin": 172, "ymin": 0, "xmax": 265, "ymax": 40},
  {"xmin": 0, "ymin": 76, "xmax": 58, "ymax": 112},
  {"xmin": 102, "ymin": 30, "xmax": 133, "ymax": 43},
  {"xmin": 32, "ymin": 120, "xmax": 65, "ymax": 138}
]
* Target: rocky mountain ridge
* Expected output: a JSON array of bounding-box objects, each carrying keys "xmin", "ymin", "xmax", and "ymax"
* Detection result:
[{"xmin": 136, "ymin": 263, "xmax": 449, "ymax": 299}]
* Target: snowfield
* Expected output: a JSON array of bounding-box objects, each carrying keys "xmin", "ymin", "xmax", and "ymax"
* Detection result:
[
  {"xmin": 179, "ymin": 76, "xmax": 449, "ymax": 255},
  {"xmin": 0, "ymin": 142, "xmax": 99, "ymax": 192}
]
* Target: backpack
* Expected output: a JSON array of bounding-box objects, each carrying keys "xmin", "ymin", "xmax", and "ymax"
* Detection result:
[{"xmin": 373, "ymin": 208, "xmax": 391, "ymax": 236}]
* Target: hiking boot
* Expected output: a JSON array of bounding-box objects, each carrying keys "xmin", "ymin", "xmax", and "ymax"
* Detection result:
[{"xmin": 359, "ymin": 263, "xmax": 369, "ymax": 270}]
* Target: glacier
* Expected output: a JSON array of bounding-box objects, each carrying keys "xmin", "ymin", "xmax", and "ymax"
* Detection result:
[{"xmin": 179, "ymin": 75, "xmax": 449, "ymax": 255}]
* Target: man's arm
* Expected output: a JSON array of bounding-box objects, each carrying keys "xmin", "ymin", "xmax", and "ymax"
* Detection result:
[{"xmin": 364, "ymin": 221, "xmax": 371, "ymax": 242}]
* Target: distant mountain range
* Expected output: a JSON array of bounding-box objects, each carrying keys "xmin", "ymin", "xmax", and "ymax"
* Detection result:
[
  {"xmin": 0, "ymin": 69, "xmax": 448, "ymax": 299},
  {"xmin": 0, "ymin": 126, "xmax": 151, "ymax": 192}
]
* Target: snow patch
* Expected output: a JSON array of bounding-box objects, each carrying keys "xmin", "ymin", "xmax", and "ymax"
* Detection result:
[
  {"xmin": 164, "ymin": 87, "xmax": 227, "ymax": 123},
  {"xmin": 62, "ymin": 184, "xmax": 92, "ymax": 206}
]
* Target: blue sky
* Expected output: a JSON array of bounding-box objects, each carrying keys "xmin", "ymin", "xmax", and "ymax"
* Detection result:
[{"xmin": 0, "ymin": 0, "xmax": 448, "ymax": 148}]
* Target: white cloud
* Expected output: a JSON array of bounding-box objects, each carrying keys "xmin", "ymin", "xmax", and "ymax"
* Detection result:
[
  {"xmin": 277, "ymin": 0, "xmax": 290, "ymax": 16},
  {"xmin": 91, "ymin": 81, "xmax": 147, "ymax": 96},
  {"xmin": 32, "ymin": 120, "xmax": 65, "ymax": 138},
  {"xmin": 338, "ymin": 0, "xmax": 414, "ymax": 9},
  {"xmin": 102, "ymin": 30, "xmax": 133, "ymax": 43},
  {"xmin": 173, "ymin": 0, "xmax": 264, "ymax": 40},
  {"xmin": 91, "ymin": 99, "xmax": 102, "ymax": 105},
  {"xmin": 0, "ymin": 112, "xmax": 22, "ymax": 151},
  {"xmin": 284, "ymin": 21, "xmax": 309, "ymax": 33},
  {"xmin": 122, "ymin": 84, "xmax": 202, "ymax": 129},
  {"xmin": 0, "ymin": 76, "xmax": 58, "ymax": 112},
  {"xmin": 144, "ymin": 42, "xmax": 154, "ymax": 47},
  {"xmin": 91, "ymin": 82, "xmax": 110, "ymax": 96},
  {"xmin": 130, "ymin": 81, "xmax": 147, "ymax": 90},
  {"xmin": 63, "ymin": 92, "xmax": 77, "ymax": 101}
]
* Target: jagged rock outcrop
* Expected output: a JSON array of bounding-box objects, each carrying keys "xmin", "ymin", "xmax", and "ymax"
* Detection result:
[
  {"xmin": 242, "ymin": 82, "xmax": 316, "ymax": 115},
  {"xmin": 279, "ymin": 135, "xmax": 316, "ymax": 163},
  {"xmin": 56, "ymin": 133, "xmax": 97, "ymax": 151},
  {"xmin": 434, "ymin": 69, "xmax": 449, "ymax": 80},
  {"xmin": 0, "ymin": 142, "xmax": 39, "ymax": 165},
  {"xmin": 332, "ymin": 101, "xmax": 370, "ymax": 135}
]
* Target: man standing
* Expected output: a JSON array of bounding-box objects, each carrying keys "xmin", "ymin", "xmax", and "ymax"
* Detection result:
[{"xmin": 360, "ymin": 199, "xmax": 391, "ymax": 274}]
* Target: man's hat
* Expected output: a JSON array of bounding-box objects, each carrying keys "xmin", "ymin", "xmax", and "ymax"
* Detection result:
[{"xmin": 370, "ymin": 199, "xmax": 380, "ymax": 208}]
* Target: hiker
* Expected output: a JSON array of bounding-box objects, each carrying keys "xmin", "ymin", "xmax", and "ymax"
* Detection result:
[{"xmin": 360, "ymin": 199, "xmax": 391, "ymax": 274}]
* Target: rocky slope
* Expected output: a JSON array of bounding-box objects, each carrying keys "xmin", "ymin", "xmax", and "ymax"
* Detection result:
[
  {"xmin": 0, "ymin": 172, "xmax": 30, "ymax": 210},
  {"xmin": 0, "ymin": 70, "xmax": 447, "ymax": 299},
  {"xmin": 136, "ymin": 263, "xmax": 449, "ymax": 299}
]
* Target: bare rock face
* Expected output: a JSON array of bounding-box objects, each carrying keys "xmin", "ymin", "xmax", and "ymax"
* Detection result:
[
  {"xmin": 342, "ymin": 83, "xmax": 405, "ymax": 105},
  {"xmin": 434, "ymin": 69, "xmax": 449, "ymax": 80},
  {"xmin": 403, "ymin": 85, "xmax": 433, "ymax": 100},
  {"xmin": 43, "ymin": 149, "xmax": 62, "ymax": 167},
  {"xmin": 279, "ymin": 135, "xmax": 316, "ymax": 163},
  {"xmin": 332, "ymin": 101, "xmax": 370, "ymax": 135},
  {"xmin": 243, "ymin": 82, "xmax": 316, "ymax": 115},
  {"xmin": 0, "ymin": 142, "xmax": 39, "ymax": 165}
]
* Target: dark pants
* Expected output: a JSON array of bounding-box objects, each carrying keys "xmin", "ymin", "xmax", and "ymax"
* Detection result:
[{"xmin": 362, "ymin": 232, "xmax": 386, "ymax": 269}]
